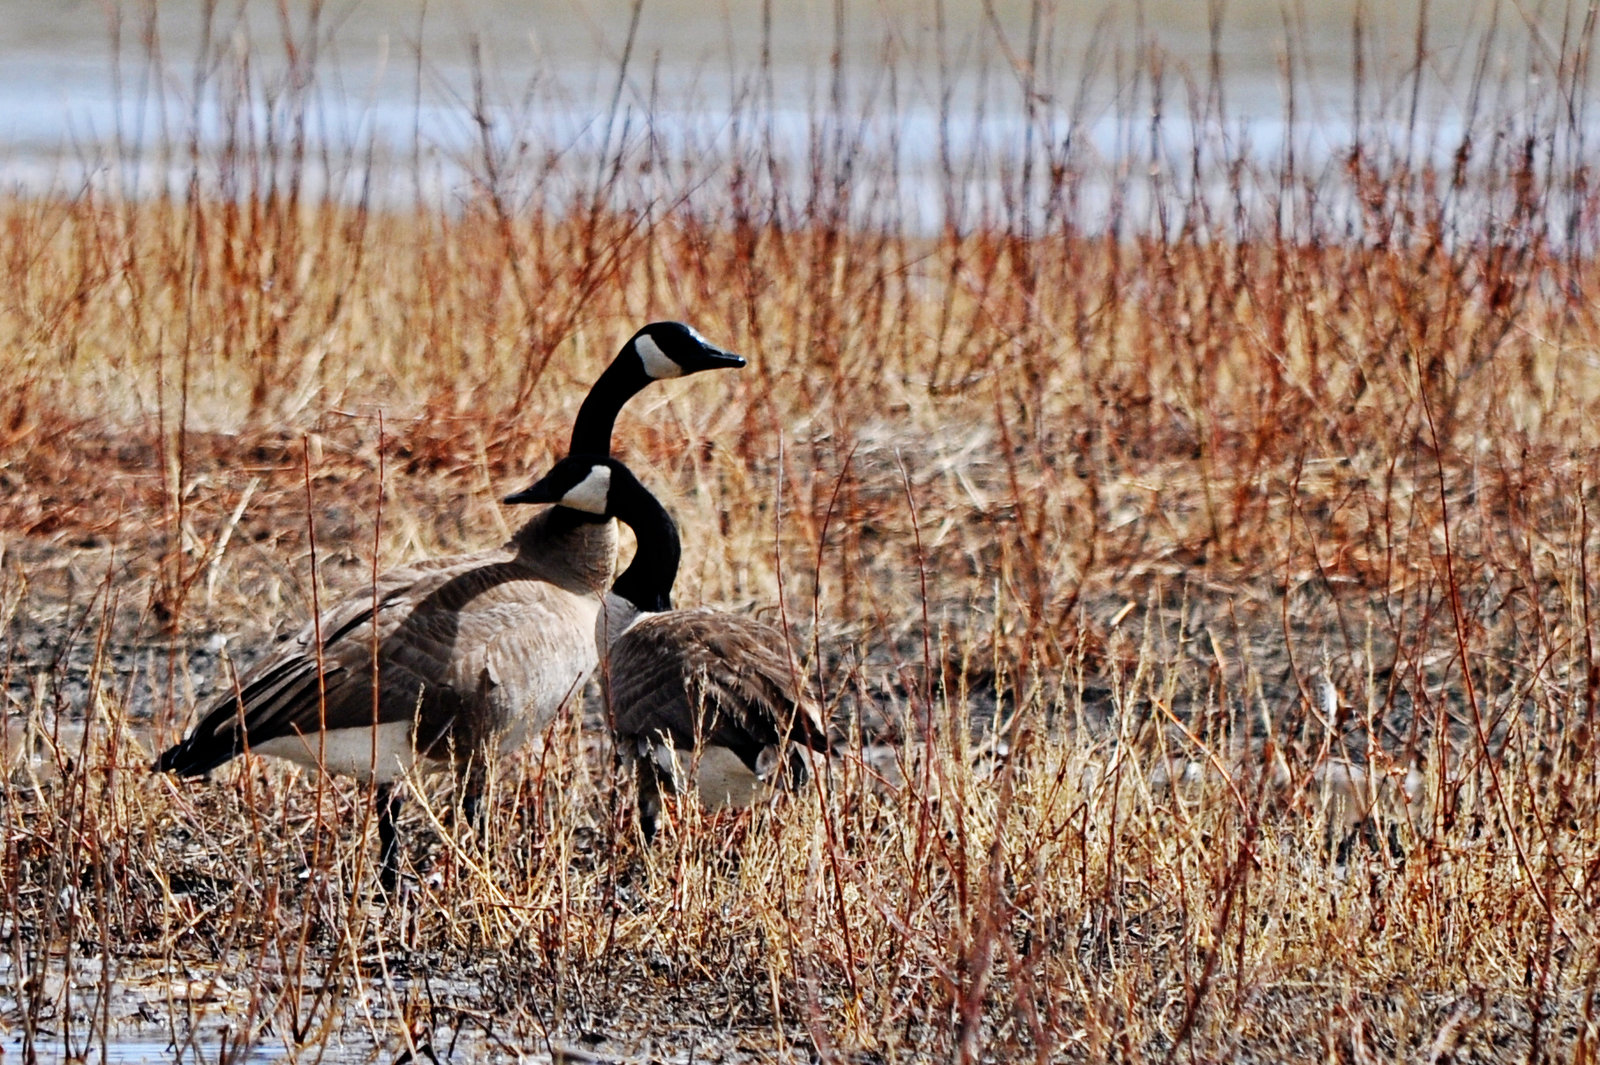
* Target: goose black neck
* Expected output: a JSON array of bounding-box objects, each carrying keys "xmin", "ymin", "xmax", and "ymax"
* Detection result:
[
  {"xmin": 569, "ymin": 348, "xmax": 647, "ymax": 455},
  {"xmin": 609, "ymin": 470, "xmax": 680, "ymax": 614}
]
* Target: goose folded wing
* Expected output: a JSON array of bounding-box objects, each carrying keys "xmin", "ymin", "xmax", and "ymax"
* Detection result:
[
  {"xmin": 166, "ymin": 552, "xmax": 525, "ymax": 771},
  {"xmin": 604, "ymin": 610, "xmax": 827, "ymax": 765}
]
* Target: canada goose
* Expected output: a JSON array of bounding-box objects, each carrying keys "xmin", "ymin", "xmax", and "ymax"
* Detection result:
[
  {"xmin": 155, "ymin": 322, "xmax": 744, "ymax": 885},
  {"xmin": 505, "ymin": 456, "xmax": 830, "ymax": 840}
]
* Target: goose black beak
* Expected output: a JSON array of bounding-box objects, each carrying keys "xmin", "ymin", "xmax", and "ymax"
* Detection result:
[
  {"xmin": 684, "ymin": 345, "xmax": 746, "ymax": 373},
  {"xmin": 503, "ymin": 481, "xmax": 554, "ymax": 506}
]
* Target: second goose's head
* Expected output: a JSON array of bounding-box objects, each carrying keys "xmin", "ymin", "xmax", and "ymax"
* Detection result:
[
  {"xmin": 504, "ymin": 455, "xmax": 633, "ymax": 517},
  {"xmin": 505, "ymin": 455, "xmax": 677, "ymax": 612}
]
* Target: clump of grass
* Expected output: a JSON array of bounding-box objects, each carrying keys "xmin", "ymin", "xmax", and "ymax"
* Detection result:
[{"xmin": 3, "ymin": 1, "xmax": 1600, "ymax": 1061}]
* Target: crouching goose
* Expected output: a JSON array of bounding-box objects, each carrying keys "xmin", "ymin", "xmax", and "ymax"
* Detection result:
[
  {"xmin": 505, "ymin": 456, "xmax": 830, "ymax": 840},
  {"xmin": 155, "ymin": 323, "xmax": 744, "ymax": 886}
]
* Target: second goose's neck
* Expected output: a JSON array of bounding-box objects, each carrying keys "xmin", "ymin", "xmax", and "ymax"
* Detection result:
[
  {"xmin": 569, "ymin": 351, "xmax": 648, "ymax": 455},
  {"xmin": 609, "ymin": 473, "xmax": 680, "ymax": 614}
]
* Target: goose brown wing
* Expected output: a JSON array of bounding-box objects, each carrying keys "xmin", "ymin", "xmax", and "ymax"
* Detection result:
[
  {"xmin": 604, "ymin": 609, "xmax": 827, "ymax": 767},
  {"xmin": 158, "ymin": 547, "xmax": 598, "ymax": 776},
  {"xmin": 158, "ymin": 575, "xmax": 415, "ymax": 775}
]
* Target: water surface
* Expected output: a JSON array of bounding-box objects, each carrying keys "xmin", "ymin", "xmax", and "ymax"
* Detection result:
[{"xmin": 0, "ymin": 0, "xmax": 1559, "ymax": 202}]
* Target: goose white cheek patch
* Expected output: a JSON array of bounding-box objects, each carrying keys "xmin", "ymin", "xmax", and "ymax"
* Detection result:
[
  {"xmin": 635, "ymin": 334, "xmax": 684, "ymax": 379},
  {"xmin": 562, "ymin": 465, "xmax": 613, "ymax": 514}
]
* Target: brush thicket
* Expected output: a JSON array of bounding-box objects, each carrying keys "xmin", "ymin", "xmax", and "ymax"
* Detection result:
[{"xmin": 2, "ymin": 2, "xmax": 1598, "ymax": 1061}]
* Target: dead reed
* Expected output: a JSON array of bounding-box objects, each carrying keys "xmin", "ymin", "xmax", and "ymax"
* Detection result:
[{"xmin": 2, "ymin": 1, "xmax": 1599, "ymax": 1061}]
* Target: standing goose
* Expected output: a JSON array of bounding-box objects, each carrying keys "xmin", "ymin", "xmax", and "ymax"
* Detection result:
[
  {"xmin": 505, "ymin": 456, "xmax": 830, "ymax": 840},
  {"xmin": 155, "ymin": 323, "xmax": 744, "ymax": 884}
]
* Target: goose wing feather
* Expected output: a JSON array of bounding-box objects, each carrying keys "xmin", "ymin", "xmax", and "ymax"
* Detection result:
[
  {"xmin": 161, "ymin": 529, "xmax": 606, "ymax": 776},
  {"xmin": 604, "ymin": 609, "xmax": 827, "ymax": 767}
]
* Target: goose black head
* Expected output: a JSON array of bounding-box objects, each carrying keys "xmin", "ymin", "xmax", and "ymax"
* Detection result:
[
  {"xmin": 505, "ymin": 455, "xmax": 625, "ymax": 513},
  {"xmin": 506, "ymin": 454, "xmax": 679, "ymax": 612},
  {"xmin": 629, "ymin": 322, "xmax": 745, "ymax": 380},
  {"xmin": 567, "ymin": 322, "xmax": 744, "ymax": 456}
]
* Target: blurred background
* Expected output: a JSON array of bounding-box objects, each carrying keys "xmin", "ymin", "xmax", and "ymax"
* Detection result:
[{"xmin": 0, "ymin": 0, "xmax": 1563, "ymax": 216}]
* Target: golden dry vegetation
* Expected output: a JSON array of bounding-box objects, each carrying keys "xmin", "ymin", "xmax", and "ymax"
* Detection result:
[{"xmin": 2, "ymin": 5, "xmax": 1600, "ymax": 1062}]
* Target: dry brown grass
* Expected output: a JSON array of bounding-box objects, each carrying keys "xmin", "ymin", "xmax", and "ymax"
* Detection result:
[{"xmin": 3, "ymin": 3, "xmax": 1600, "ymax": 1061}]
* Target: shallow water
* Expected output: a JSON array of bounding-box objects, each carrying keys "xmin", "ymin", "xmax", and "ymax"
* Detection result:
[
  {"xmin": 0, "ymin": 0, "xmax": 1562, "ymax": 208},
  {"xmin": 8, "ymin": 1037, "xmax": 287, "ymax": 1065},
  {"xmin": 0, "ymin": 951, "xmax": 487, "ymax": 1065},
  {"xmin": 0, "ymin": 954, "xmax": 289, "ymax": 1065}
]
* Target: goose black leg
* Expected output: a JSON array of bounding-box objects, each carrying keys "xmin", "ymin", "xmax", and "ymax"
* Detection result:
[
  {"xmin": 376, "ymin": 782, "xmax": 404, "ymax": 892},
  {"xmin": 459, "ymin": 761, "xmax": 489, "ymax": 839},
  {"xmin": 635, "ymin": 757, "xmax": 663, "ymax": 843},
  {"xmin": 461, "ymin": 789, "xmax": 485, "ymax": 836}
]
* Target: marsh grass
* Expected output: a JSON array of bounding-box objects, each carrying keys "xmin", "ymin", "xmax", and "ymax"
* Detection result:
[{"xmin": 3, "ymin": 1, "xmax": 1600, "ymax": 1061}]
